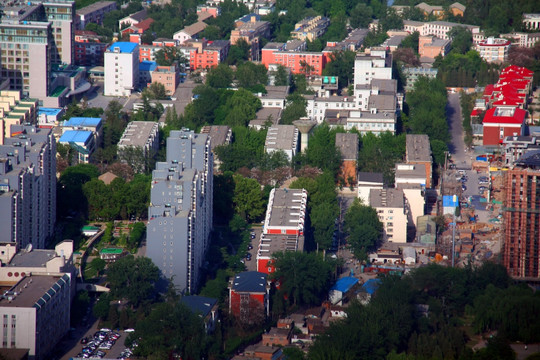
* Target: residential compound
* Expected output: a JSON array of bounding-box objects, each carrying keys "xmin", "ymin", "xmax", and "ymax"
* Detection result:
[
  {"xmin": 304, "ymin": 48, "xmax": 399, "ymax": 135},
  {"xmin": 147, "ymin": 130, "xmax": 213, "ymax": 294},
  {"xmin": 75, "ymin": 1, "xmax": 117, "ymax": 30},
  {"xmin": 0, "ymin": 122, "xmax": 56, "ymax": 249},
  {"xmin": 291, "ymin": 16, "xmax": 330, "ymax": 42},
  {"xmin": 403, "ymin": 20, "xmax": 481, "ymax": 42},
  {"xmin": 0, "ymin": 0, "xmax": 79, "ymax": 105},
  {"xmin": 264, "ymin": 125, "xmax": 299, "ymax": 161},
  {"xmin": 256, "ymin": 188, "xmax": 307, "ymax": 275},
  {"xmin": 230, "ymin": 15, "xmax": 271, "ymax": 60},
  {"xmin": 117, "ymin": 121, "xmax": 160, "ymax": 173}
]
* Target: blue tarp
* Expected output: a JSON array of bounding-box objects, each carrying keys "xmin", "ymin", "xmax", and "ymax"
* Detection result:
[
  {"xmin": 331, "ymin": 276, "xmax": 358, "ymax": 293},
  {"xmin": 362, "ymin": 279, "xmax": 381, "ymax": 295}
]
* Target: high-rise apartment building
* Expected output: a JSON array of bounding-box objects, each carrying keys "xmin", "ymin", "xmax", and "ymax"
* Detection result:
[
  {"xmin": 503, "ymin": 160, "xmax": 540, "ymax": 279},
  {"xmin": 0, "ymin": 0, "xmax": 75, "ymax": 99},
  {"xmin": 146, "ymin": 130, "xmax": 213, "ymax": 293},
  {"xmin": 0, "ymin": 124, "xmax": 56, "ymax": 249}
]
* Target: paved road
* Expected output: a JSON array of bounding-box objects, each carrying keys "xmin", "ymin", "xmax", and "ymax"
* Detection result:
[
  {"xmin": 85, "ymin": 81, "xmax": 134, "ymax": 111},
  {"xmin": 171, "ymin": 78, "xmax": 198, "ymax": 117},
  {"xmin": 447, "ymin": 92, "xmax": 471, "ymax": 168},
  {"xmin": 245, "ymin": 226, "xmax": 262, "ymax": 272}
]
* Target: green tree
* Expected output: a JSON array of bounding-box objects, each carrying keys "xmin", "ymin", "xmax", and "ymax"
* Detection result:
[
  {"xmin": 93, "ymin": 292, "xmax": 111, "ymax": 320},
  {"xmin": 322, "ymin": 50, "xmax": 356, "ymax": 87},
  {"xmin": 232, "ymin": 175, "xmax": 266, "ymax": 222},
  {"xmin": 227, "ymin": 38, "xmax": 251, "ymax": 65},
  {"xmin": 271, "ymin": 251, "xmax": 334, "ymax": 307},
  {"xmin": 235, "ymin": 62, "xmax": 268, "ymax": 91},
  {"xmin": 106, "ymin": 255, "xmax": 160, "ymax": 307},
  {"xmin": 281, "ymin": 93, "xmax": 307, "ymax": 125},
  {"xmin": 128, "ymin": 222, "xmax": 146, "ymax": 250},
  {"xmin": 272, "ymin": 65, "xmax": 290, "ymax": 86},
  {"xmin": 146, "ymin": 82, "xmax": 168, "ymax": 100},
  {"xmin": 350, "ymin": 3, "xmax": 373, "ymax": 29},
  {"xmin": 91, "ymin": 257, "xmax": 106, "ymax": 276},
  {"xmin": 206, "ymin": 63, "xmax": 234, "ymax": 89},
  {"xmin": 154, "ymin": 46, "xmax": 187, "ymax": 66},
  {"xmin": 130, "ymin": 301, "xmax": 207, "ymax": 360},
  {"xmin": 448, "ymin": 26, "xmax": 473, "ymax": 55},
  {"xmin": 344, "ymin": 199, "xmax": 383, "ymax": 260},
  {"xmin": 57, "ymin": 163, "xmax": 100, "ymax": 217}
]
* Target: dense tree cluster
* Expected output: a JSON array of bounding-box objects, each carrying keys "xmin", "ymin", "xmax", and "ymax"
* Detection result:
[
  {"xmin": 308, "ymin": 263, "xmax": 536, "ymax": 360},
  {"xmin": 404, "ymin": 77, "xmax": 449, "ymax": 165},
  {"xmin": 344, "ymin": 199, "xmax": 383, "ymax": 260},
  {"xmin": 357, "ymin": 132, "xmax": 406, "ymax": 185}
]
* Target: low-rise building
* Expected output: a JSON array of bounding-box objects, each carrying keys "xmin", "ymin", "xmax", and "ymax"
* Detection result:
[
  {"xmin": 257, "ymin": 86, "xmax": 289, "ymax": 109},
  {"xmin": 419, "ymin": 35, "xmax": 451, "ymax": 61},
  {"xmin": 291, "ymin": 16, "xmax": 330, "ymax": 42},
  {"xmin": 403, "ymin": 67, "xmax": 438, "ymax": 91},
  {"xmin": 357, "ymin": 172, "xmax": 384, "ymax": 204},
  {"xmin": 335, "ymin": 133, "xmax": 358, "ymax": 187},
  {"xmin": 200, "ymin": 125, "xmax": 232, "ymax": 171},
  {"xmin": 370, "ymin": 188, "xmax": 408, "ymax": 243},
  {"xmin": 264, "ymin": 125, "xmax": 299, "ymax": 161},
  {"xmin": 0, "ymin": 274, "xmax": 71, "ymax": 360},
  {"xmin": 406, "ymin": 134, "xmax": 433, "ymax": 188},
  {"xmin": 62, "ymin": 117, "xmax": 103, "ymax": 147},
  {"xmin": 180, "ymin": 295, "xmax": 219, "ymax": 334},
  {"xmin": 475, "ymin": 37, "xmax": 511, "ymax": 63},
  {"xmin": 523, "ymin": 13, "xmax": 540, "ymax": 31},
  {"xmin": 74, "ymin": 30, "xmax": 108, "ymax": 66},
  {"xmin": 118, "ymin": 9, "xmax": 148, "ymax": 29},
  {"xmin": 76, "ymin": 1, "xmax": 117, "ymax": 30},
  {"xmin": 482, "ymin": 106, "xmax": 527, "ymax": 146},
  {"xmin": 262, "ymin": 42, "xmax": 327, "ymax": 76},
  {"xmin": 58, "ymin": 130, "xmax": 95, "ymax": 163},
  {"xmin": 187, "ymin": 40, "xmax": 230, "ymax": 70},
  {"xmin": 230, "ymin": 16, "xmax": 271, "ymax": 60},
  {"xmin": 174, "ymin": 21, "xmax": 208, "ymax": 44},
  {"xmin": 229, "ymin": 271, "xmax": 269, "ymax": 323},
  {"xmin": 150, "ymin": 63, "xmax": 181, "ymax": 95}
]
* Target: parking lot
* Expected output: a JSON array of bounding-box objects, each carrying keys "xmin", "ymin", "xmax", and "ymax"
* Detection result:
[{"xmin": 244, "ymin": 227, "xmax": 262, "ymax": 272}]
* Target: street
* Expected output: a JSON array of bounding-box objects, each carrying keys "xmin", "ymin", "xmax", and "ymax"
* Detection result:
[
  {"xmin": 85, "ymin": 82, "xmax": 135, "ymax": 111},
  {"xmin": 171, "ymin": 78, "xmax": 198, "ymax": 117},
  {"xmin": 447, "ymin": 92, "xmax": 471, "ymax": 168}
]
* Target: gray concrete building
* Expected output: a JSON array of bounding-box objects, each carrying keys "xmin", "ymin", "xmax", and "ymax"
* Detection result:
[
  {"xmin": 264, "ymin": 125, "xmax": 299, "ymax": 161},
  {"xmin": 0, "ymin": 274, "xmax": 71, "ymax": 360},
  {"xmin": 0, "ymin": 124, "xmax": 56, "ymax": 249},
  {"xmin": 146, "ymin": 130, "xmax": 213, "ymax": 293},
  {"xmin": 117, "ymin": 121, "xmax": 159, "ymax": 173}
]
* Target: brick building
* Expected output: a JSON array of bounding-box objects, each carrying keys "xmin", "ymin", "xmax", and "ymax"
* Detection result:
[{"xmin": 229, "ymin": 271, "xmax": 269, "ymax": 323}]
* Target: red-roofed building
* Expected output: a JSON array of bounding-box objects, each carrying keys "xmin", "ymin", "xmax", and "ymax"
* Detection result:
[
  {"xmin": 121, "ymin": 18, "xmax": 154, "ymax": 37},
  {"xmin": 482, "ymin": 107, "xmax": 527, "ymax": 145}
]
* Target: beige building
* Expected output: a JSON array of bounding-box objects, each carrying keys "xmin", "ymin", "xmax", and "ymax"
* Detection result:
[
  {"xmin": 523, "ymin": 14, "xmax": 540, "ymax": 31},
  {"xmin": 405, "ymin": 134, "xmax": 433, "ymax": 188},
  {"xmin": 418, "ymin": 35, "xmax": 451, "ymax": 61},
  {"xmin": 0, "ymin": 274, "xmax": 71, "ymax": 360},
  {"xmin": 475, "ymin": 37, "xmax": 511, "ymax": 63},
  {"xmin": 370, "ymin": 188, "xmax": 408, "ymax": 243},
  {"xmin": 291, "ymin": 16, "xmax": 330, "ymax": 42},
  {"xmin": 230, "ymin": 16, "xmax": 271, "ymax": 60},
  {"xmin": 150, "ymin": 63, "xmax": 180, "ymax": 96},
  {"xmin": 357, "ymin": 172, "xmax": 383, "ymax": 204}
]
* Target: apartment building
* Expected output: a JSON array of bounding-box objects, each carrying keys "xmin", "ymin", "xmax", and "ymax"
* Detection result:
[
  {"xmin": 475, "ymin": 37, "xmax": 511, "ymax": 63},
  {"xmin": 74, "ymin": 30, "xmax": 108, "ymax": 66},
  {"xmin": 187, "ymin": 39, "xmax": 230, "ymax": 70},
  {"xmin": 229, "ymin": 271, "xmax": 270, "ymax": 323},
  {"xmin": 0, "ymin": 274, "xmax": 71, "ymax": 360},
  {"xmin": 230, "ymin": 16, "xmax": 271, "ymax": 60},
  {"xmin": 370, "ymin": 188, "xmax": 407, "ymax": 243},
  {"xmin": 0, "ymin": 124, "xmax": 56, "ymax": 249},
  {"xmin": 403, "ymin": 20, "xmax": 481, "ymax": 41},
  {"xmin": 104, "ymin": 42, "xmax": 139, "ymax": 96},
  {"xmin": 418, "ymin": 35, "xmax": 451, "ymax": 60},
  {"xmin": 261, "ymin": 42, "xmax": 326, "ymax": 76},
  {"xmin": 403, "ymin": 67, "xmax": 438, "ymax": 91},
  {"xmin": 200, "ymin": 125, "xmax": 232, "ymax": 171},
  {"xmin": 257, "ymin": 188, "xmax": 307, "ymax": 274},
  {"xmin": 0, "ymin": 91, "xmax": 38, "ymax": 141},
  {"xmin": 503, "ymin": 163, "xmax": 540, "ymax": 279},
  {"xmin": 405, "ymin": 134, "xmax": 433, "ymax": 188},
  {"xmin": 62, "ymin": 117, "xmax": 102, "ymax": 146},
  {"xmin": 117, "ymin": 121, "xmax": 159, "ymax": 173},
  {"xmin": 264, "ymin": 125, "xmax": 299, "ymax": 161},
  {"xmin": 291, "ymin": 16, "xmax": 330, "ymax": 42},
  {"xmin": 357, "ymin": 172, "xmax": 383, "ymax": 204},
  {"xmin": 151, "ymin": 64, "xmax": 181, "ymax": 95},
  {"xmin": 415, "ymin": 2, "xmax": 465, "ymax": 19},
  {"xmin": 353, "ymin": 48, "xmax": 393, "ymax": 86},
  {"xmin": 118, "ymin": 9, "xmax": 148, "ymax": 29},
  {"xmin": 75, "ymin": 1, "xmax": 117, "ymax": 30},
  {"xmin": 482, "ymin": 106, "xmax": 527, "ymax": 146},
  {"xmin": 173, "ymin": 22, "xmax": 208, "ymax": 44},
  {"xmin": 146, "ymin": 130, "xmax": 213, "ymax": 293}
]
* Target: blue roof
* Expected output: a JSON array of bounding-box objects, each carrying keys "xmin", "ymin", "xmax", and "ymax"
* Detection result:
[
  {"xmin": 139, "ymin": 60, "xmax": 157, "ymax": 72},
  {"xmin": 64, "ymin": 117, "xmax": 101, "ymax": 127},
  {"xmin": 180, "ymin": 295, "xmax": 218, "ymax": 318},
  {"xmin": 331, "ymin": 276, "xmax": 359, "ymax": 293},
  {"xmin": 362, "ymin": 278, "xmax": 381, "ymax": 295},
  {"xmin": 108, "ymin": 42, "xmax": 138, "ymax": 53},
  {"xmin": 38, "ymin": 107, "xmax": 62, "ymax": 116},
  {"xmin": 59, "ymin": 130, "xmax": 93, "ymax": 144},
  {"xmin": 231, "ymin": 271, "xmax": 267, "ymax": 293},
  {"xmin": 237, "ymin": 13, "xmax": 260, "ymax": 23},
  {"xmin": 442, "ymin": 195, "xmax": 458, "ymax": 207}
]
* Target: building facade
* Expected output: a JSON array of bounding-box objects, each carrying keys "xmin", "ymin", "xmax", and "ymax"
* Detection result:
[
  {"xmin": 370, "ymin": 188, "xmax": 408, "ymax": 243},
  {"xmin": 75, "ymin": 1, "xmax": 117, "ymax": 30},
  {"xmin": 146, "ymin": 130, "xmax": 213, "ymax": 293},
  {"xmin": 0, "ymin": 124, "xmax": 56, "ymax": 249},
  {"xmin": 475, "ymin": 37, "xmax": 511, "ymax": 63},
  {"xmin": 0, "ymin": 274, "xmax": 71, "ymax": 360},
  {"xmin": 264, "ymin": 125, "xmax": 299, "ymax": 161},
  {"xmin": 104, "ymin": 42, "xmax": 139, "ymax": 96},
  {"xmin": 117, "ymin": 121, "xmax": 159, "ymax": 173}
]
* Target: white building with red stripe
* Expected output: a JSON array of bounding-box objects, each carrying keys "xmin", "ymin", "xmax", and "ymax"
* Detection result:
[{"xmin": 256, "ymin": 188, "xmax": 307, "ymax": 274}]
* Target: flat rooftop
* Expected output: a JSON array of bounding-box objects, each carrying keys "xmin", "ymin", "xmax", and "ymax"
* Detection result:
[
  {"xmin": 263, "ymin": 86, "xmax": 289, "ymax": 99},
  {"xmin": 8, "ymin": 249, "xmax": 56, "ymax": 267},
  {"xmin": 64, "ymin": 117, "xmax": 101, "ymax": 127},
  {"xmin": 335, "ymin": 133, "xmax": 358, "ymax": 160},
  {"xmin": 107, "ymin": 42, "xmax": 138, "ymax": 53},
  {"xmin": 59, "ymin": 130, "xmax": 92, "ymax": 143},
  {"xmin": 0, "ymin": 275, "xmax": 69, "ymax": 308},
  {"xmin": 265, "ymin": 125, "xmax": 298, "ymax": 152},
  {"xmin": 369, "ymin": 188, "xmax": 404, "ymax": 208},
  {"xmin": 265, "ymin": 188, "xmax": 307, "ymax": 229},
  {"xmin": 395, "ymin": 163, "xmax": 426, "ymax": 179},
  {"xmin": 77, "ymin": 1, "xmax": 116, "ymax": 15},
  {"xmin": 258, "ymin": 233, "xmax": 304, "ymax": 257},
  {"xmin": 118, "ymin": 121, "xmax": 158, "ymax": 148},
  {"xmin": 406, "ymin": 134, "xmax": 432, "ymax": 162},
  {"xmin": 200, "ymin": 125, "xmax": 231, "ymax": 151}
]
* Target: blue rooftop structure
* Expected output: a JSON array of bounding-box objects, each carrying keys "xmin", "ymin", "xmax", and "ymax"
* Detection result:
[
  {"xmin": 331, "ymin": 276, "xmax": 359, "ymax": 293},
  {"xmin": 59, "ymin": 130, "xmax": 93, "ymax": 144},
  {"xmin": 108, "ymin": 42, "xmax": 138, "ymax": 53},
  {"xmin": 64, "ymin": 117, "xmax": 102, "ymax": 127},
  {"xmin": 236, "ymin": 13, "xmax": 260, "ymax": 23},
  {"xmin": 139, "ymin": 60, "xmax": 157, "ymax": 72},
  {"xmin": 231, "ymin": 271, "xmax": 267, "ymax": 293},
  {"xmin": 38, "ymin": 108, "xmax": 62, "ymax": 116},
  {"xmin": 180, "ymin": 296, "xmax": 218, "ymax": 318},
  {"xmin": 362, "ymin": 278, "xmax": 381, "ymax": 295}
]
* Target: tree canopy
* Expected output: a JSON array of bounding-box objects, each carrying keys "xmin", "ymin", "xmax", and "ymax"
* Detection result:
[{"xmin": 344, "ymin": 199, "xmax": 383, "ymax": 260}]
